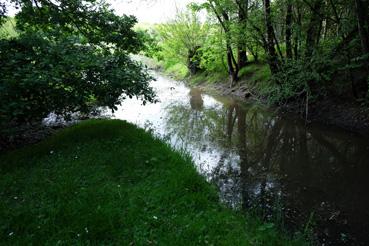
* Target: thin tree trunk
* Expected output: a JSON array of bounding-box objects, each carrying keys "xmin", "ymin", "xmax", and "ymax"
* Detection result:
[
  {"xmin": 222, "ymin": 10, "xmax": 239, "ymax": 84},
  {"xmin": 305, "ymin": 0, "xmax": 323, "ymax": 57},
  {"xmin": 354, "ymin": 0, "xmax": 369, "ymax": 55},
  {"xmin": 263, "ymin": 0, "xmax": 280, "ymax": 74},
  {"xmin": 294, "ymin": 6, "xmax": 302, "ymax": 60},
  {"xmin": 237, "ymin": 0, "xmax": 249, "ymax": 69},
  {"xmin": 273, "ymin": 28, "xmax": 284, "ymax": 62},
  {"xmin": 208, "ymin": 1, "xmax": 239, "ymax": 85},
  {"xmin": 238, "ymin": 48, "xmax": 248, "ymax": 68},
  {"xmin": 227, "ymin": 44, "xmax": 239, "ymax": 84},
  {"xmin": 354, "ymin": 0, "xmax": 369, "ymax": 96},
  {"xmin": 286, "ymin": 2, "xmax": 293, "ymax": 59}
]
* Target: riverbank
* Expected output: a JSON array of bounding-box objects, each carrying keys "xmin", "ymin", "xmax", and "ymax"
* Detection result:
[
  {"xmin": 196, "ymin": 76, "xmax": 369, "ymax": 134},
  {"xmin": 0, "ymin": 120, "xmax": 306, "ymax": 245},
  {"xmin": 143, "ymin": 55, "xmax": 369, "ymax": 135}
]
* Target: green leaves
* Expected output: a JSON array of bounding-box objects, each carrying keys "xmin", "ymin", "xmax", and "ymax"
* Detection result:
[
  {"xmin": 154, "ymin": 8, "xmax": 208, "ymax": 72},
  {"xmin": 14, "ymin": 0, "xmax": 144, "ymax": 51},
  {"xmin": 0, "ymin": 0, "xmax": 156, "ymax": 132},
  {"xmin": 0, "ymin": 32, "xmax": 155, "ymax": 127}
]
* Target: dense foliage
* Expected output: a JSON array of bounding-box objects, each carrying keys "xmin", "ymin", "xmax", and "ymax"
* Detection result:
[
  {"xmin": 0, "ymin": 0, "xmax": 155, "ymax": 130},
  {"xmin": 147, "ymin": 0, "xmax": 369, "ymax": 107}
]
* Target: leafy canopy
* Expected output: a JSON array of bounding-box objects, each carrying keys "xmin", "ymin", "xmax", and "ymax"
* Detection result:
[{"xmin": 0, "ymin": 0, "xmax": 155, "ymax": 127}]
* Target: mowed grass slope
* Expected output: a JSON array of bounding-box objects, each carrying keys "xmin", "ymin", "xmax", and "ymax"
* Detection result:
[{"xmin": 0, "ymin": 120, "xmax": 306, "ymax": 245}]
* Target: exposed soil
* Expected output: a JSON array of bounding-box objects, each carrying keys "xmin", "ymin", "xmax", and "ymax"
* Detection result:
[
  {"xmin": 0, "ymin": 124, "xmax": 59, "ymax": 153},
  {"xmin": 197, "ymin": 80, "xmax": 369, "ymax": 135},
  {"xmin": 281, "ymin": 99, "xmax": 369, "ymax": 134},
  {"xmin": 0, "ymin": 108, "xmax": 113, "ymax": 153}
]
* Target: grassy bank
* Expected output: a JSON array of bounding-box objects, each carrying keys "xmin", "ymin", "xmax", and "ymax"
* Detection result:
[
  {"xmin": 140, "ymin": 55, "xmax": 274, "ymax": 99},
  {"xmin": 147, "ymin": 56, "xmax": 369, "ymax": 133},
  {"xmin": 0, "ymin": 120, "xmax": 306, "ymax": 245},
  {"xmin": 189, "ymin": 63, "xmax": 274, "ymax": 97}
]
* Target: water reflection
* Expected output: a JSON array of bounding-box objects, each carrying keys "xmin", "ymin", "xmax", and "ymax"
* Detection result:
[
  {"xmin": 114, "ymin": 72, "xmax": 369, "ymax": 245},
  {"xmin": 189, "ymin": 88, "xmax": 204, "ymax": 111}
]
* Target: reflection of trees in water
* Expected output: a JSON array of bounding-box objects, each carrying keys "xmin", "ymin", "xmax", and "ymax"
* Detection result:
[
  {"xmin": 189, "ymin": 88, "xmax": 204, "ymax": 111},
  {"xmin": 164, "ymin": 94, "xmax": 242, "ymax": 204},
  {"xmin": 163, "ymin": 90, "xmax": 369, "ymax": 243},
  {"xmin": 164, "ymin": 92, "xmax": 237, "ymax": 151},
  {"xmin": 226, "ymin": 101, "xmax": 369, "ymax": 244}
]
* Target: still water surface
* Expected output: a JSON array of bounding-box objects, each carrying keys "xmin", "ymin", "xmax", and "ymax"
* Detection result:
[{"xmin": 113, "ymin": 72, "xmax": 369, "ymax": 245}]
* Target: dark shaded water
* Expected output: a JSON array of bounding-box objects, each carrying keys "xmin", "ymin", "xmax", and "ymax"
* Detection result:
[{"xmin": 113, "ymin": 72, "xmax": 369, "ymax": 245}]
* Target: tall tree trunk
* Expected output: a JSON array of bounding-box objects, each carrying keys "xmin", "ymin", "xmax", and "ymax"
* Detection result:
[
  {"xmin": 237, "ymin": 0, "xmax": 249, "ymax": 69},
  {"xmin": 263, "ymin": 0, "xmax": 280, "ymax": 74},
  {"xmin": 293, "ymin": 6, "xmax": 302, "ymax": 60},
  {"xmin": 354, "ymin": 0, "xmax": 369, "ymax": 55},
  {"xmin": 209, "ymin": 1, "xmax": 239, "ymax": 85},
  {"xmin": 305, "ymin": 0, "xmax": 323, "ymax": 57},
  {"xmin": 237, "ymin": 47, "xmax": 248, "ymax": 68},
  {"xmin": 222, "ymin": 11, "xmax": 239, "ymax": 85},
  {"xmin": 286, "ymin": 2, "xmax": 293, "ymax": 59},
  {"xmin": 354, "ymin": 0, "xmax": 369, "ymax": 96},
  {"xmin": 226, "ymin": 43, "xmax": 239, "ymax": 84}
]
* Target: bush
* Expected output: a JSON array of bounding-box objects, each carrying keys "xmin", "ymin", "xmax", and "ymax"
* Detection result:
[
  {"xmin": 269, "ymin": 56, "xmax": 334, "ymax": 104},
  {"xmin": 0, "ymin": 32, "xmax": 155, "ymax": 127}
]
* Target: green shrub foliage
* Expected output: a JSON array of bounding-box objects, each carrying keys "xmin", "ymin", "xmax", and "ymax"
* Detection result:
[{"xmin": 0, "ymin": 0, "xmax": 155, "ymax": 128}]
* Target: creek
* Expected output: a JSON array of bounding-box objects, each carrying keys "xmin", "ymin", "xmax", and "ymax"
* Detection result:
[{"xmin": 113, "ymin": 71, "xmax": 369, "ymax": 245}]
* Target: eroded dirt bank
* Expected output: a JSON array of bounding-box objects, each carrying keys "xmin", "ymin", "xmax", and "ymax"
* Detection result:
[{"xmin": 196, "ymin": 80, "xmax": 369, "ymax": 135}]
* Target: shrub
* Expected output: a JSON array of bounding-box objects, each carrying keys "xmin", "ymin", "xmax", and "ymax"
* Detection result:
[
  {"xmin": 0, "ymin": 32, "xmax": 155, "ymax": 127},
  {"xmin": 269, "ymin": 56, "xmax": 334, "ymax": 104}
]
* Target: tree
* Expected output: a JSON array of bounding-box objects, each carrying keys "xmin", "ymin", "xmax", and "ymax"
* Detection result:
[
  {"xmin": 156, "ymin": 8, "xmax": 207, "ymax": 75},
  {"xmin": 147, "ymin": 0, "xmax": 369, "ymax": 110},
  {"xmin": 354, "ymin": 0, "xmax": 369, "ymax": 96},
  {"xmin": 263, "ymin": 0, "xmax": 280, "ymax": 74},
  {"xmin": 204, "ymin": 0, "xmax": 240, "ymax": 85},
  {"xmin": 285, "ymin": 0, "xmax": 293, "ymax": 59},
  {"xmin": 0, "ymin": 0, "xmax": 155, "ymax": 129}
]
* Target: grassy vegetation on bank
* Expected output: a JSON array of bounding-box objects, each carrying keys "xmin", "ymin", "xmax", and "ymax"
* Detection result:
[
  {"xmin": 143, "ymin": 55, "xmax": 275, "ymax": 100},
  {"xmin": 0, "ymin": 120, "xmax": 306, "ymax": 245}
]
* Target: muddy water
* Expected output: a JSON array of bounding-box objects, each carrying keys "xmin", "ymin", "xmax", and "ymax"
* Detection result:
[{"xmin": 113, "ymin": 72, "xmax": 369, "ymax": 245}]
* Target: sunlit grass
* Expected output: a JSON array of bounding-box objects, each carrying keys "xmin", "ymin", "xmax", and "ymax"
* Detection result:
[
  {"xmin": 0, "ymin": 120, "xmax": 306, "ymax": 245},
  {"xmin": 165, "ymin": 63, "xmax": 189, "ymax": 80}
]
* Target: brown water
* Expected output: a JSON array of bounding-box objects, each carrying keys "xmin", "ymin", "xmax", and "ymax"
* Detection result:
[{"xmin": 113, "ymin": 72, "xmax": 369, "ymax": 245}]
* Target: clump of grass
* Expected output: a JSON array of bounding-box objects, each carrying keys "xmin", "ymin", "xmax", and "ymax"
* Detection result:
[
  {"xmin": 237, "ymin": 63, "xmax": 279, "ymax": 101},
  {"xmin": 165, "ymin": 63, "xmax": 189, "ymax": 80},
  {"xmin": 189, "ymin": 73, "xmax": 208, "ymax": 85},
  {"xmin": 239, "ymin": 63, "xmax": 271, "ymax": 85},
  {"xmin": 188, "ymin": 71, "xmax": 228, "ymax": 85},
  {"xmin": 0, "ymin": 120, "xmax": 307, "ymax": 245},
  {"xmin": 252, "ymin": 64, "xmax": 271, "ymax": 83},
  {"xmin": 188, "ymin": 63, "xmax": 271, "ymax": 88}
]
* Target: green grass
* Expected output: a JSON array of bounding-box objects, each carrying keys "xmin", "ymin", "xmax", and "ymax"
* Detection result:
[
  {"xmin": 186, "ymin": 62, "xmax": 271, "ymax": 88},
  {"xmin": 0, "ymin": 120, "xmax": 307, "ymax": 244},
  {"xmin": 189, "ymin": 71, "xmax": 228, "ymax": 85},
  {"xmin": 165, "ymin": 63, "xmax": 189, "ymax": 80},
  {"xmin": 239, "ymin": 63, "xmax": 271, "ymax": 85}
]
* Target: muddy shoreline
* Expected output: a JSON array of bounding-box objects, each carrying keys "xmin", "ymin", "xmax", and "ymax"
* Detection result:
[{"xmin": 195, "ymin": 80, "xmax": 369, "ymax": 136}]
